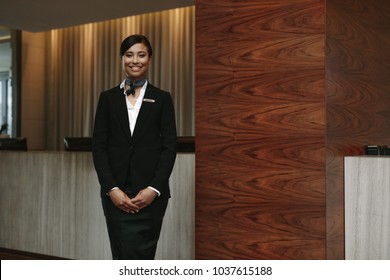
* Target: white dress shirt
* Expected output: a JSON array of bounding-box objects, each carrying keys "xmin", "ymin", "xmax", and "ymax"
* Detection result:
[{"xmin": 120, "ymin": 79, "xmax": 148, "ymax": 135}]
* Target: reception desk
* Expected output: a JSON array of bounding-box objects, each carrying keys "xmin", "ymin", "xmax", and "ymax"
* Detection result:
[
  {"xmin": 0, "ymin": 151, "xmax": 195, "ymax": 259},
  {"xmin": 344, "ymin": 156, "xmax": 390, "ymax": 259}
]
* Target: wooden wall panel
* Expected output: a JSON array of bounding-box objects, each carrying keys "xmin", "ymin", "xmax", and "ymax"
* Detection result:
[
  {"xmin": 326, "ymin": 0, "xmax": 390, "ymax": 259},
  {"xmin": 196, "ymin": 0, "xmax": 326, "ymax": 259}
]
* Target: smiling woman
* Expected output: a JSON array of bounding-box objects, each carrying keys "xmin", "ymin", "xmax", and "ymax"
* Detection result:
[{"xmin": 92, "ymin": 34, "xmax": 178, "ymax": 260}]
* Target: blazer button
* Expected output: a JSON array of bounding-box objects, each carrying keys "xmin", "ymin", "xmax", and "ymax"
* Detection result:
[{"xmin": 129, "ymin": 145, "xmax": 134, "ymax": 152}]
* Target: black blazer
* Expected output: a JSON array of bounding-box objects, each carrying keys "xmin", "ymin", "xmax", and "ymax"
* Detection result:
[{"xmin": 92, "ymin": 83, "xmax": 177, "ymax": 199}]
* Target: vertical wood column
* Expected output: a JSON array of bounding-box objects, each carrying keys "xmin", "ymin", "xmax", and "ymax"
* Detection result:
[
  {"xmin": 326, "ymin": 0, "xmax": 390, "ymax": 259},
  {"xmin": 196, "ymin": 0, "xmax": 326, "ymax": 259}
]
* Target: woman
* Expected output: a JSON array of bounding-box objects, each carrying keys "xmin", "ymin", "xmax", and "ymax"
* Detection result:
[{"xmin": 92, "ymin": 34, "xmax": 177, "ymax": 260}]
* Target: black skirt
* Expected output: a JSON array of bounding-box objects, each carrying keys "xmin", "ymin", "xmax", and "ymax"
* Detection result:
[{"xmin": 102, "ymin": 192, "xmax": 169, "ymax": 260}]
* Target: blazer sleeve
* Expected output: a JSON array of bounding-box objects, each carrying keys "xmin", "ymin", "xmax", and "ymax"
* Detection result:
[
  {"xmin": 148, "ymin": 91, "xmax": 177, "ymax": 191},
  {"xmin": 92, "ymin": 91, "xmax": 118, "ymax": 193}
]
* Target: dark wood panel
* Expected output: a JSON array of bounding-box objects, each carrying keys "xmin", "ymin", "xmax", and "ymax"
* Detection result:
[
  {"xmin": 326, "ymin": 0, "xmax": 390, "ymax": 259},
  {"xmin": 196, "ymin": 0, "xmax": 326, "ymax": 259}
]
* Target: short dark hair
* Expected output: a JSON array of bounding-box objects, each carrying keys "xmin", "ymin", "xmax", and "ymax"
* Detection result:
[{"xmin": 120, "ymin": 34, "xmax": 153, "ymax": 57}]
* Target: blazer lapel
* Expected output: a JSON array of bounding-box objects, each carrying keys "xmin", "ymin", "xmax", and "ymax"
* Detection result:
[
  {"xmin": 132, "ymin": 84, "xmax": 156, "ymax": 139},
  {"xmin": 113, "ymin": 86, "xmax": 132, "ymax": 140}
]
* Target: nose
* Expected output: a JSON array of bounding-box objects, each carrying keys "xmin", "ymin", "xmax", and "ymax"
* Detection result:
[{"xmin": 131, "ymin": 55, "xmax": 140, "ymax": 64}]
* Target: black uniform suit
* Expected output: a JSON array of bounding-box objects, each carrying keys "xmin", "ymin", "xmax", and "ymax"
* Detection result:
[{"xmin": 92, "ymin": 82, "xmax": 177, "ymax": 259}]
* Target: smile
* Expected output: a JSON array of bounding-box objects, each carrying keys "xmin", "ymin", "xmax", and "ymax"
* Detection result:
[{"xmin": 130, "ymin": 66, "xmax": 142, "ymax": 71}]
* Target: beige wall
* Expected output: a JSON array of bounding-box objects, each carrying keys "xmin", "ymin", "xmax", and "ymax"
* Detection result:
[{"xmin": 21, "ymin": 31, "xmax": 47, "ymax": 150}]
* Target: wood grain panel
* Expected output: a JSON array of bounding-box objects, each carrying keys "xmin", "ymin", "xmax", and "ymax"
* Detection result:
[
  {"xmin": 196, "ymin": 0, "xmax": 326, "ymax": 259},
  {"xmin": 326, "ymin": 0, "xmax": 390, "ymax": 259}
]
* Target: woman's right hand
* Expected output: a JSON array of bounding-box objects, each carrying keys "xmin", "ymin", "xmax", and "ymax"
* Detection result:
[{"xmin": 108, "ymin": 189, "xmax": 140, "ymax": 213}]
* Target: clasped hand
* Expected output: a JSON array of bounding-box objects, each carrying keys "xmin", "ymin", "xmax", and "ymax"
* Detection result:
[{"xmin": 109, "ymin": 188, "xmax": 157, "ymax": 213}]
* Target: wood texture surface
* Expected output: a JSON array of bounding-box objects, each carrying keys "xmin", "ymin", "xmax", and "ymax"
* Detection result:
[
  {"xmin": 0, "ymin": 152, "xmax": 195, "ymax": 259},
  {"xmin": 196, "ymin": 0, "xmax": 326, "ymax": 259},
  {"xmin": 326, "ymin": 0, "xmax": 390, "ymax": 259},
  {"xmin": 196, "ymin": 0, "xmax": 390, "ymax": 260}
]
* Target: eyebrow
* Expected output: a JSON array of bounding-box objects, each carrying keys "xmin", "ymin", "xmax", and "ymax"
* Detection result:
[{"xmin": 125, "ymin": 50, "xmax": 147, "ymax": 54}]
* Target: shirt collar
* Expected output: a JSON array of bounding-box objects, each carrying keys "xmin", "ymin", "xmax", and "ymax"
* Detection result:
[
  {"xmin": 120, "ymin": 79, "xmax": 148, "ymax": 93},
  {"xmin": 122, "ymin": 79, "xmax": 148, "ymax": 109}
]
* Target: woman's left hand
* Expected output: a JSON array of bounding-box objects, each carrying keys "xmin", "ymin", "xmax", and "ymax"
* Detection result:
[{"xmin": 131, "ymin": 188, "xmax": 158, "ymax": 210}]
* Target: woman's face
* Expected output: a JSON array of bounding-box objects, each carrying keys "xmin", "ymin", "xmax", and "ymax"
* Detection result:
[{"xmin": 122, "ymin": 43, "xmax": 151, "ymax": 80}]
